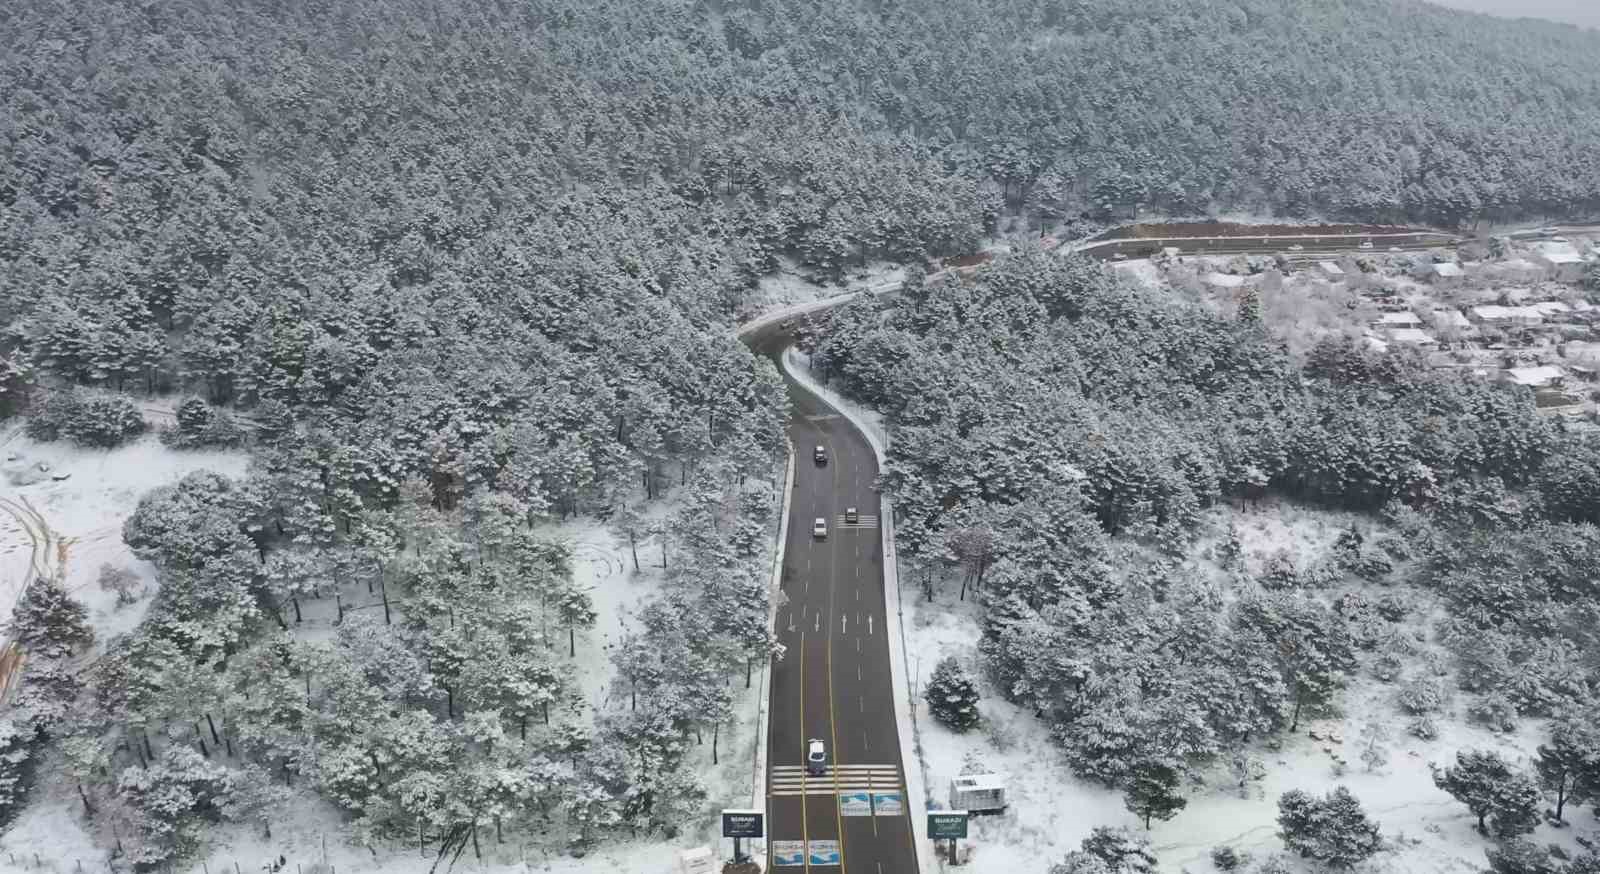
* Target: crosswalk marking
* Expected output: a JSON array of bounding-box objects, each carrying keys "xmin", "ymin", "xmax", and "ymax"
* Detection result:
[
  {"xmin": 834, "ymin": 515, "xmax": 879, "ymax": 529},
  {"xmin": 769, "ymin": 763, "xmax": 903, "ymax": 797}
]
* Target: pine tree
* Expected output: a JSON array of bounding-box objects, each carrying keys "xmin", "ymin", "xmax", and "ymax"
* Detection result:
[
  {"xmin": 923, "ymin": 657, "xmax": 981, "ymax": 732},
  {"xmin": 1276, "ymin": 787, "xmax": 1382, "ymax": 869},
  {"xmin": 1485, "ymin": 838, "xmax": 1560, "ymax": 874},
  {"xmin": 1079, "ymin": 826, "xmax": 1158, "ymax": 874},
  {"xmin": 1123, "ymin": 761, "xmax": 1186, "ymax": 829},
  {"xmin": 1432, "ymin": 749, "xmax": 1542, "ymax": 837},
  {"xmin": 12, "ymin": 578, "xmax": 93, "ymax": 658},
  {"xmin": 1534, "ymin": 706, "xmax": 1600, "ymax": 823}
]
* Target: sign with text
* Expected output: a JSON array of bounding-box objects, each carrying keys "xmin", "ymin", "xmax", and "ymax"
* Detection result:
[
  {"xmin": 927, "ymin": 811, "xmax": 970, "ymax": 840},
  {"xmin": 840, "ymin": 791, "xmax": 872, "ymax": 816},
  {"xmin": 872, "ymin": 791, "xmax": 904, "ymax": 817},
  {"xmin": 772, "ymin": 841, "xmax": 805, "ymax": 867},
  {"xmin": 808, "ymin": 840, "xmax": 841, "ymax": 866},
  {"xmin": 721, "ymin": 809, "xmax": 765, "ymax": 838}
]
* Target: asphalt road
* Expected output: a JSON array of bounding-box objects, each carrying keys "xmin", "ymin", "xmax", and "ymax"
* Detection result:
[{"xmin": 744, "ymin": 323, "xmax": 918, "ymax": 874}]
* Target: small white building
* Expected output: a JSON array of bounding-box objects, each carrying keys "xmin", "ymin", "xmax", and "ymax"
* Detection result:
[
  {"xmin": 949, "ymin": 774, "xmax": 1009, "ymax": 813},
  {"xmin": 1430, "ymin": 262, "xmax": 1465, "ymax": 285},
  {"xmin": 1534, "ymin": 243, "xmax": 1588, "ymax": 283},
  {"xmin": 1317, "ymin": 261, "xmax": 1346, "ymax": 280},
  {"xmin": 1532, "ymin": 300, "xmax": 1574, "ymax": 318},
  {"xmin": 1387, "ymin": 327, "xmax": 1437, "ymax": 346},
  {"xmin": 1470, "ymin": 305, "xmax": 1544, "ymax": 328},
  {"xmin": 1504, "ymin": 365, "xmax": 1566, "ymax": 389},
  {"xmin": 1377, "ymin": 311, "xmax": 1422, "ymax": 329}
]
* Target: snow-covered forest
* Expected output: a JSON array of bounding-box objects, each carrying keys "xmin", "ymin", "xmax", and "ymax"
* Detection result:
[
  {"xmin": 4, "ymin": 0, "xmax": 1600, "ymax": 870},
  {"xmin": 804, "ymin": 250, "xmax": 1600, "ymax": 871}
]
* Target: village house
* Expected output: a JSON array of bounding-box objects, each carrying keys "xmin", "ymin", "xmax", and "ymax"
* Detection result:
[
  {"xmin": 1386, "ymin": 327, "xmax": 1437, "ymax": 347},
  {"xmin": 1502, "ymin": 365, "xmax": 1567, "ymax": 389},
  {"xmin": 1470, "ymin": 304, "xmax": 1544, "ymax": 328},
  {"xmin": 1317, "ymin": 261, "xmax": 1346, "ymax": 281},
  {"xmin": 1429, "ymin": 262, "xmax": 1464, "ymax": 286},
  {"xmin": 1376, "ymin": 311, "xmax": 1421, "ymax": 329},
  {"xmin": 1533, "ymin": 242, "xmax": 1588, "ymax": 283},
  {"xmin": 1492, "ymin": 257, "xmax": 1546, "ymax": 283}
]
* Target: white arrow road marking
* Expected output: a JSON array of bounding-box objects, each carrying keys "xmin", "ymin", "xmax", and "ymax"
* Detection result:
[
  {"xmin": 867, "ymin": 615, "xmax": 874, "ymax": 635},
  {"xmin": 814, "ymin": 613, "xmax": 821, "ymax": 633}
]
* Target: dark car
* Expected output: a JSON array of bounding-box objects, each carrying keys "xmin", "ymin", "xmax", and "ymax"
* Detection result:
[{"xmin": 844, "ymin": 507, "xmax": 858, "ymax": 524}]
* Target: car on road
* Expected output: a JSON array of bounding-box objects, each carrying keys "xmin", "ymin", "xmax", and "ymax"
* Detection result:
[
  {"xmin": 813, "ymin": 518, "xmax": 827, "ymax": 539},
  {"xmin": 807, "ymin": 739, "xmax": 827, "ymax": 775},
  {"xmin": 1288, "ymin": 244, "xmax": 1304, "ymax": 252},
  {"xmin": 1359, "ymin": 241, "xmax": 1374, "ymax": 250},
  {"xmin": 845, "ymin": 507, "xmax": 858, "ymax": 523},
  {"xmin": 813, "ymin": 445, "xmax": 827, "ymax": 465}
]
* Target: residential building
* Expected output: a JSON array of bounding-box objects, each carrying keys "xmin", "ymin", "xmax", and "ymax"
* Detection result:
[
  {"xmin": 1429, "ymin": 262, "xmax": 1464, "ymax": 285},
  {"xmin": 1534, "ymin": 242, "xmax": 1588, "ymax": 282},
  {"xmin": 1503, "ymin": 365, "xmax": 1566, "ymax": 389}
]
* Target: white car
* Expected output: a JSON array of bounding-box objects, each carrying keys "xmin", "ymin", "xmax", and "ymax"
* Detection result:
[
  {"xmin": 1288, "ymin": 244, "xmax": 1304, "ymax": 252},
  {"xmin": 807, "ymin": 739, "xmax": 827, "ymax": 775},
  {"xmin": 812, "ymin": 518, "xmax": 827, "ymax": 539},
  {"xmin": 1359, "ymin": 241, "xmax": 1374, "ymax": 250}
]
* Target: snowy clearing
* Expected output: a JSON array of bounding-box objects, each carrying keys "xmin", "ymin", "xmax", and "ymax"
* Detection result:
[{"xmin": 0, "ymin": 427, "xmax": 250, "ymax": 645}]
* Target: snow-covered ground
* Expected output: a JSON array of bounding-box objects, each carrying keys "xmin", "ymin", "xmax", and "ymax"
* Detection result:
[
  {"xmin": 737, "ymin": 257, "xmax": 906, "ymax": 324},
  {"xmin": 0, "ymin": 426, "xmax": 251, "ymax": 644},
  {"xmin": 897, "ymin": 498, "xmax": 1595, "ymax": 874}
]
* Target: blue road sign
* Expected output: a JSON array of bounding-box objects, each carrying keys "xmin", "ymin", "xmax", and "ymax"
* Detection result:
[
  {"xmin": 840, "ymin": 791, "xmax": 872, "ymax": 816},
  {"xmin": 873, "ymin": 791, "xmax": 904, "ymax": 816},
  {"xmin": 809, "ymin": 839, "xmax": 841, "ymax": 866},
  {"xmin": 773, "ymin": 840, "xmax": 805, "ymax": 867}
]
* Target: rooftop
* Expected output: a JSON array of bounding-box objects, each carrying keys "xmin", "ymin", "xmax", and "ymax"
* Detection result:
[
  {"xmin": 1506, "ymin": 365, "xmax": 1566, "ymax": 387},
  {"xmin": 1387, "ymin": 328, "xmax": 1436, "ymax": 345}
]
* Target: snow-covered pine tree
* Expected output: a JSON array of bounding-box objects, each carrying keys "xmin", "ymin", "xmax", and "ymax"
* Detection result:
[
  {"xmin": 1123, "ymin": 761, "xmax": 1187, "ymax": 829},
  {"xmin": 923, "ymin": 656, "xmax": 981, "ymax": 732},
  {"xmin": 11, "ymin": 577, "xmax": 93, "ymax": 658},
  {"xmin": 1275, "ymin": 786, "xmax": 1382, "ymax": 868}
]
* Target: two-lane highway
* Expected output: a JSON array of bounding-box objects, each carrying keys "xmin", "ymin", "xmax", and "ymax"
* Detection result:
[{"xmin": 745, "ymin": 324, "xmax": 917, "ymax": 874}]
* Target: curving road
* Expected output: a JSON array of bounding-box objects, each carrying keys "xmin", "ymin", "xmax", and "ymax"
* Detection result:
[{"xmin": 743, "ymin": 321, "xmax": 917, "ymax": 874}]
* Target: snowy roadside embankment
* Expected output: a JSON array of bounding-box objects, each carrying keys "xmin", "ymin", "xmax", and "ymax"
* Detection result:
[
  {"xmin": 737, "ymin": 259, "xmax": 906, "ymax": 326},
  {"xmin": 777, "ymin": 347, "xmax": 936, "ymax": 874}
]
